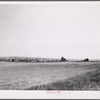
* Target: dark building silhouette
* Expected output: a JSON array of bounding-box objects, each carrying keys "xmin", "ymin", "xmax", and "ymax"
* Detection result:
[
  {"xmin": 60, "ymin": 57, "xmax": 66, "ymax": 62},
  {"xmin": 84, "ymin": 58, "xmax": 89, "ymax": 62}
]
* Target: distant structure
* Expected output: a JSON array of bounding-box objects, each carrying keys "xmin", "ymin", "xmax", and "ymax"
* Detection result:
[
  {"xmin": 60, "ymin": 57, "xmax": 66, "ymax": 62},
  {"xmin": 84, "ymin": 58, "xmax": 89, "ymax": 62}
]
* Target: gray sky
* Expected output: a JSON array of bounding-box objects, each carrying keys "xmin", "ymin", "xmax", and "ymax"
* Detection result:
[{"xmin": 0, "ymin": 2, "xmax": 100, "ymax": 59}]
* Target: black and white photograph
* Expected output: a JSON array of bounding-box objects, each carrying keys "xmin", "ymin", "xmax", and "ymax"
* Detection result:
[{"xmin": 0, "ymin": 1, "xmax": 100, "ymax": 95}]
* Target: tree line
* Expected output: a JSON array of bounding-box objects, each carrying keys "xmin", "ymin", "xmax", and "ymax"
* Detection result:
[{"xmin": 0, "ymin": 57, "xmax": 89, "ymax": 63}]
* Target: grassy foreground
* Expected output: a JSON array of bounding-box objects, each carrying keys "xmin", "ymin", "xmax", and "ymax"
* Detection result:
[{"xmin": 26, "ymin": 70, "xmax": 100, "ymax": 90}]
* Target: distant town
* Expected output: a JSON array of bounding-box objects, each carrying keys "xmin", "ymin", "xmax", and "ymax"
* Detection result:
[{"xmin": 0, "ymin": 56, "xmax": 98, "ymax": 63}]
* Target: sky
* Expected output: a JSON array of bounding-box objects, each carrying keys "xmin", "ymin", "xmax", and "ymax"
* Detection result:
[{"xmin": 0, "ymin": 2, "xmax": 100, "ymax": 59}]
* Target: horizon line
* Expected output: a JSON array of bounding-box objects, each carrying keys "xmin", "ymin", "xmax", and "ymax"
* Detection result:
[{"xmin": 0, "ymin": 56, "xmax": 100, "ymax": 60}]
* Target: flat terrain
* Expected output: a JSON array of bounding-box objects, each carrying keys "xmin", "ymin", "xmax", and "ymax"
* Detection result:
[{"xmin": 0, "ymin": 62, "xmax": 100, "ymax": 90}]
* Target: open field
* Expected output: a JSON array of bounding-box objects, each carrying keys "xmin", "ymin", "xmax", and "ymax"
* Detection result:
[
  {"xmin": 0, "ymin": 62, "xmax": 100, "ymax": 90},
  {"xmin": 28, "ymin": 70, "xmax": 100, "ymax": 90}
]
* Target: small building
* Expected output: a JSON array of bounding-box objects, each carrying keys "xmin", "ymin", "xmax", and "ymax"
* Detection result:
[{"xmin": 84, "ymin": 58, "xmax": 89, "ymax": 62}]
